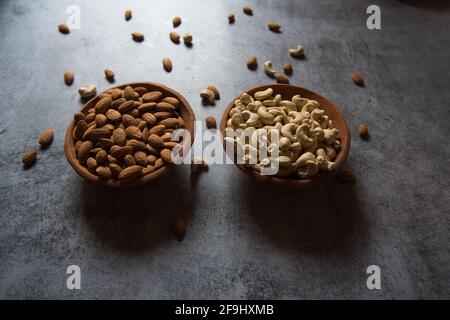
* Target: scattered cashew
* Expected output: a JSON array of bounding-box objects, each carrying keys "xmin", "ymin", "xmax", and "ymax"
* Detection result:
[
  {"xmin": 200, "ymin": 89, "xmax": 215, "ymax": 105},
  {"xmin": 264, "ymin": 61, "xmax": 276, "ymax": 77},
  {"xmin": 78, "ymin": 85, "xmax": 96, "ymax": 98},
  {"xmin": 290, "ymin": 45, "xmax": 305, "ymax": 58}
]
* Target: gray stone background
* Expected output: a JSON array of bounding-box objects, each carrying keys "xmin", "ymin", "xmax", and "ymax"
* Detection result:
[{"xmin": 0, "ymin": 0, "xmax": 449, "ymax": 299}]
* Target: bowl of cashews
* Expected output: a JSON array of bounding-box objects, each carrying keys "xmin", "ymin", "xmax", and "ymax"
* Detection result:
[{"xmin": 220, "ymin": 84, "xmax": 350, "ymax": 187}]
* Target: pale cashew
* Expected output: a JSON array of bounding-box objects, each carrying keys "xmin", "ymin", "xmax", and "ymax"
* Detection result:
[
  {"xmin": 310, "ymin": 109, "xmax": 325, "ymax": 121},
  {"xmin": 200, "ymin": 89, "xmax": 215, "ymax": 104},
  {"xmin": 292, "ymin": 95, "xmax": 309, "ymax": 110},
  {"xmin": 290, "ymin": 142, "xmax": 302, "ymax": 160},
  {"xmin": 279, "ymin": 137, "xmax": 291, "ymax": 152},
  {"xmin": 289, "ymin": 111, "xmax": 309, "ymax": 124},
  {"xmin": 274, "ymin": 94, "xmax": 282, "ymax": 105},
  {"xmin": 229, "ymin": 112, "xmax": 242, "ymax": 128},
  {"xmin": 323, "ymin": 128, "xmax": 339, "ymax": 144},
  {"xmin": 316, "ymin": 155, "xmax": 335, "ymax": 171},
  {"xmin": 278, "ymin": 156, "xmax": 292, "ymax": 167},
  {"xmin": 301, "ymin": 100, "xmax": 319, "ymax": 113},
  {"xmin": 297, "ymin": 160, "xmax": 319, "ymax": 179},
  {"xmin": 293, "ymin": 152, "xmax": 316, "ymax": 168},
  {"xmin": 240, "ymin": 92, "xmax": 253, "ymax": 105},
  {"xmin": 243, "ymin": 111, "xmax": 259, "ymax": 126},
  {"xmin": 78, "ymin": 85, "xmax": 96, "ymax": 98},
  {"xmin": 311, "ymin": 127, "xmax": 325, "ymax": 142},
  {"xmin": 264, "ymin": 61, "xmax": 276, "ymax": 77},
  {"xmin": 257, "ymin": 106, "xmax": 275, "ymax": 124},
  {"xmin": 324, "ymin": 145, "xmax": 337, "ymax": 160},
  {"xmin": 281, "ymin": 123, "xmax": 298, "ymax": 142},
  {"xmin": 319, "ymin": 115, "xmax": 329, "ymax": 129},
  {"xmin": 296, "ymin": 123, "xmax": 314, "ymax": 147},
  {"xmin": 246, "ymin": 102, "xmax": 258, "ymax": 112},
  {"xmin": 254, "ymin": 88, "xmax": 273, "ymax": 101},
  {"xmin": 263, "ymin": 98, "xmax": 278, "ymax": 107},
  {"xmin": 290, "ymin": 45, "xmax": 305, "ymax": 58},
  {"xmin": 280, "ymin": 100, "xmax": 297, "ymax": 112}
]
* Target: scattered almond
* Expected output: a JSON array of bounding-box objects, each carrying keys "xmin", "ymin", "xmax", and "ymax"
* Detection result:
[
  {"xmin": 124, "ymin": 9, "xmax": 132, "ymax": 21},
  {"xmin": 205, "ymin": 116, "xmax": 217, "ymax": 129},
  {"xmin": 58, "ymin": 24, "xmax": 69, "ymax": 34},
  {"xmin": 38, "ymin": 128, "xmax": 54, "ymax": 147},
  {"xmin": 170, "ymin": 32, "xmax": 180, "ymax": 44},
  {"xmin": 162, "ymin": 58, "xmax": 172, "ymax": 72},
  {"xmin": 352, "ymin": 72, "xmax": 364, "ymax": 87},
  {"xmin": 275, "ymin": 73, "xmax": 290, "ymax": 84},
  {"xmin": 283, "ymin": 63, "xmax": 293, "ymax": 76},
  {"xmin": 64, "ymin": 71, "xmax": 74, "ymax": 85},
  {"xmin": 358, "ymin": 123, "xmax": 369, "ymax": 139},
  {"xmin": 243, "ymin": 6, "xmax": 253, "ymax": 15},
  {"xmin": 131, "ymin": 32, "xmax": 144, "ymax": 42},
  {"xmin": 22, "ymin": 149, "xmax": 37, "ymax": 167},
  {"xmin": 104, "ymin": 69, "xmax": 115, "ymax": 82},
  {"xmin": 246, "ymin": 56, "xmax": 258, "ymax": 70},
  {"xmin": 335, "ymin": 169, "xmax": 356, "ymax": 183},
  {"xmin": 173, "ymin": 16, "xmax": 182, "ymax": 28},
  {"xmin": 183, "ymin": 33, "xmax": 193, "ymax": 46},
  {"xmin": 228, "ymin": 13, "xmax": 235, "ymax": 24},
  {"xmin": 268, "ymin": 22, "xmax": 281, "ymax": 32}
]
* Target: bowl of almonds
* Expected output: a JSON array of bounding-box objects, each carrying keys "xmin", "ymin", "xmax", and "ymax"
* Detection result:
[
  {"xmin": 64, "ymin": 82, "xmax": 195, "ymax": 188},
  {"xmin": 220, "ymin": 84, "xmax": 350, "ymax": 187}
]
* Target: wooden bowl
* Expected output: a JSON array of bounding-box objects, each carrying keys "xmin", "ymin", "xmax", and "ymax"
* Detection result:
[
  {"xmin": 64, "ymin": 82, "xmax": 195, "ymax": 188},
  {"xmin": 220, "ymin": 84, "xmax": 350, "ymax": 187}
]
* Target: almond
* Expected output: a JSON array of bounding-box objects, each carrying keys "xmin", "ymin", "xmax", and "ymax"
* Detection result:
[
  {"xmin": 246, "ymin": 56, "xmax": 257, "ymax": 70},
  {"xmin": 142, "ymin": 127, "xmax": 149, "ymax": 141},
  {"xmin": 22, "ymin": 149, "xmax": 37, "ymax": 167},
  {"xmin": 142, "ymin": 91, "xmax": 163, "ymax": 103},
  {"xmin": 156, "ymin": 102, "xmax": 175, "ymax": 112},
  {"xmin": 205, "ymin": 116, "xmax": 217, "ymax": 129},
  {"xmin": 112, "ymin": 128, "xmax": 126, "ymax": 145},
  {"xmin": 104, "ymin": 69, "xmax": 115, "ymax": 82},
  {"xmin": 122, "ymin": 114, "xmax": 138, "ymax": 127},
  {"xmin": 163, "ymin": 141, "xmax": 178, "ymax": 149},
  {"xmin": 131, "ymin": 32, "xmax": 144, "ymax": 42},
  {"xmin": 106, "ymin": 109, "xmax": 121, "ymax": 122},
  {"xmin": 160, "ymin": 149, "xmax": 173, "ymax": 163},
  {"xmin": 147, "ymin": 155, "xmax": 157, "ymax": 165},
  {"xmin": 38, "ymin": 128, "xmax": 54, "ymax": 147},
  {"xmin": 95, "ymin": 97, "xmax": 112, "ymax": 114},
  {"xmin": 95, "ymin": 114, "xmax": 107, "ymax": 127},
  {"xmin": 228, "ymin": 13, "xmax": 235, "ymax": 24},
  {"xmin": 275, "ymin": 73, "xmax": 290, "ymax": 84},
  {"xmin": 243, "ymin": 6, "xmax": 253, "ymax": 15},
  {"xmin": 86, "ymin": 157, "xmax": 97, "ymax": 172},
  {"xmin": 351, "ymin": 72, "xmax": 364, "ymax": 87},
  {"xmin": 283, "ymin": 63, "xmax": 293, "ymax": 76},
  {"xmin": 126, "ymin": 139, "xmax": 147, "ymax": 151},
  {"xmin": 137, "ymin": 120, "xmax": 147, "ymax": 131},
  {"xmin": 83, "ymin": 127, "xmax": 111, "ymax": 141},
  {"xmin": 111, "ymin": 97, "xmax": 126, "ymax": 109},
  {"xmin": 207, "ymin": 85, "xmax": 220, "ymax": 100},
  {"xmin": 109, "ymin": 163, "xmax": 123, "ymax": 177},
  {"xmin": 95, "ymin": 150, "xmax": 108, "ymax": 164},
  {"xmin": 125, "ymin": 126, "xmax": 142, "ymax": 140},
  {"xmin": 170, "ymin": 32, "xmax": 180, "ymax": 44},
  {"xmin": 124, "ymin": 154, "xmax": 136, "ymax": 167},
  {"xmin": 98, "ymin": 138, "xmax": 114, "ymax": 150},
  {"xmin": 142, "ymin": 165, "xmax": 155, "ymax": 175},
  {"xmin": 154, "ymin": 157, "xmax": 164, "ymax": 169},
  {"xmin": 119, "ymin": 165, "xmax": 143, "ymax": 182},
  {"xmin": 134, "ymin": 151, "xmax": 148, "ymax": 166},
  {"xmin": 159, "ymin": 117, "xmax": 179, "ymax": 128},
  {"xmin": 74, "ymin": 120, "xmax": 88, "ymax": 140},
  {"xmin": 154, "ymin": 111, "xmax": 172, "ymax": 120},
  {"xmin": 138, "ymin": 102, "xmax": 157, "ymax": 113},
  {"xmin": 78, "ymin": 141, "xmax": 94, "ymax": 163},
  {"xmin": 111, "ymin": 146, "xmax": 133, "ymax": 159},
  {"xmin": 268, "ymin": 22, "xmax": 281, "ymax": 32},
  {"xmin": 123, "ymin": 86, "xmax": 136, "ymax": 100},
  {"xmin": 124, "ymin": 9, "xmax": 132, "ymax": 21},
  {"xmin": 96, "ymin": 166, "xmax": 112, "ymax": 179},
  {"xmin": 172, "ymin": 16, "xmax": 182, "ymax": 28},
  {"xmin": 58, "ymin": 23, "xmax": 70, "ymax": 34},
  {"xmin": 162, "ymin": 97, "xmax": 180, "ymax": 108},
  {"xmin": 358, "ymin": 123, "xmax": 369, "ymax": 139},
  {"xmin": 74, "ymin": 112, "xmax": 85, "ymax": 124},
  {"xmin": 142, "ymin": 112, "xmax": 157, "ymax": 125},
  {"xmin": 134, "ymin": 87, "xmax": 148, "ymax": 96},
  {"xmin": 335, "ymin": 169, "xmax": 356, "ymax": 183},
  {"xmin": 148, "ymin": 134, "xmax": 164, "ymax": 148},
  {"xmin": 118, "ymin": 100, "xmax": 134, "ymax": 113},
  {"xmin": 149, "ymin": 125, "xmax": 166, "ymax": 136},
  {"xmin": 64, "ymin": 71, "xmax": 74, "ymax": 85},
  {"xmin": 162, "ymin": 58, "xmax": 172, "ymax": 72},
  {"xmin": 173, "ymin": 216, "xmax": 185, "ymax": 241}
]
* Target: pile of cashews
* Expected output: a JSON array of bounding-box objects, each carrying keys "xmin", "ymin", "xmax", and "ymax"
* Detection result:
[{"xmin": 224, "ymin": 88, "xmax": 341, "ymax": 179}]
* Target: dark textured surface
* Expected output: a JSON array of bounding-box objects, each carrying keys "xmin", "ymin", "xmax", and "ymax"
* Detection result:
[{"xmin": 0, "ymin": 0, "xmax": 449, "ymax": 299}]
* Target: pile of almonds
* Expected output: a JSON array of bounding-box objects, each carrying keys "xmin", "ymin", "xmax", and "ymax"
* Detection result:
[{"xmin": 71, "ymin": 86, "xmax": 184, "ymax": 183}]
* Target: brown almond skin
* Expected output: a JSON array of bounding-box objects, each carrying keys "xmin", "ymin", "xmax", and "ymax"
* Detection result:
[
  {"xmin": 78, "ymin": 141, "xmax": 94, "ymax": 163},
  {"xmin": 58, "ymin": 24, "xmax": 70, "ymax": 34},
  {"xmin": 131, "ymin": 32, "xmax": 144, "ymax": 42},
  {"xmin": 148, "ymin": 134, "xmax": 164, "ymax": 148},
  {"xmin": 243, "ymin": 6, "xmax": 253, "ymax": 15},
  {"xmin": 119, "ymin": 165, "xmax": 143, "ymax": 182},
  {"xmin": 268, "ymin": 22, "xmax": 281, "ymax": 32},
  {"xmin": 74, "ymin": 120, "xmax": 88, "ymax": 140},
  {"xmin": 358, "ymin": 123, "xmax": 369, "ymax": 139},
  {"xmin": 160, "ymin": 149, "xmax": 173, "ymax": 163},
  {"xmin": 64, "ymin": 71, "xmax": 74, "ymax": 85},
  {"xmin": 159, "ymin": 118, "xmax": 179, "ymax": 128},
  {"xmin": 170, "ymin": 32, "xmax": 180, "ymax": 44},
  {"xmin": 149, "ymin": 125, "xmax": 166, "ymax": 135},
  {"xmin": 283, "ymin": 63, "xmax": 293, "ymax": 76},
  {"xmin": 205, "ymin": 116, "xmax": 217, "ymax": 129},
  {"xmin": 142, "ymin": 112, "xmax": 157, "ymax": 125},
  {"xmin": 118, "ymin": 100, "xmax": 134, "ymax": 114},
  {"xmin": 162, "ymin": 97, "xmax": 180, "ymax": 108},
  {"xmin": 173, "ymin": 216, "xmax": 185, "ymax": 241},
  {"xmin": 246, "ymin": 56, "xmax": 257, "ymax": 70},
  {"xmin": 106, "ymin": 109, "xmax": 121, "ymax": 122},
  {"xmin": 123, "ymin": 86, "xmax": 136, "ymax": 100},
  {"xmin": 104, "ymin": 69, "xmax": 115, "ymax": 82},
  {"xmin": 95, "ymin": 97, "xmax": 112, "ymax": 114},
  {"xmin": 156, "ymin": 102, "xmax": 175, "ymax": 112},
  {"xmin": 335, "ymin": 169, "xmax": 356, "ymax": 183},
  {"xmin": 22, "ymin": 149, "xmax": 37, "ymax": 167},
  {"xmin": 207, "ymin": 85, "xmax": 220, "ymax": 100},
  {"xmin": 38, "ymin": 128, "xmax": 54, "ymax": 147},
  {"xmin": 125, "ymin": 126, "xmax": 142, "ymax": 140},
  {"xmin": 74, "ymin": 112, "xmax": 85, "ymax": 124},
  {"xmin": 127, "ymin": 139, "xmax": 147, "ymax": 151},
  {"xmin": 142, "ymin": 91, "xmax": 163, "ymax": 103},
  {"xmin": 163, "ymin": 58, "xmax": 172, "ymax": 72},
  {"xmin": 275, "ymin": 73, "xmax": 290, "ymax": 84},
  {"xmin": 96, "ymin": 166, "xmax": 112, "ymax": 179},
  {"xmin": 352, "ymin": 72, "xmax": 365, "ymax": 87},
  {"xmin": 172, "ymin": 16, "xmax": 182, "ymax": 28},
  {"xmin": 228, "ymin": 13, "xmax": 235, "ymax": 24},
  {"xmin": 124, "ymin": 9, "xmax": 132, "ymax": 21}
]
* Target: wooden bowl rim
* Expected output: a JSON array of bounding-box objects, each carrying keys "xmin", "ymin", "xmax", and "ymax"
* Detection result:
[
  {"xmin": 64, "ymin": 82, "xmax": 195, "ymax": 188},
  {"xmin": 219, "ymin": 84, "xmax": 351, "ymax": 188}
]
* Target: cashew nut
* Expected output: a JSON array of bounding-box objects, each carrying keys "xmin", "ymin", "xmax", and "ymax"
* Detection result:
[
  {"xmin": 264, "ymin": 61, "xmax": 276, "ymax": 77},
  {"xmin": 78, "ymin": 85, "xmax": 96, "ymax": 98},
  {"xmin": 200, "ymin": 89, "xmax": 215, "ymax": 104},
  {"xmin": 297, "ymin": 160, "xmax": 318, "ymax": 179},
  {"xmin": 316, "ymin": 155, "xmax": 335, "ymax": 171},
  {"xmin": 290, "ymin": 45, "xmax": 305, "ymax": 58},
  {"xmin": 257, "ymin": 106, "xmax": 275, "ymax": 124},
  {"xmin": 280, "ymin": 100, "xmax": 297, "ymax": 112},
  {"xmin": 254, "ymin": 88, "xmax": 273, "ymax": 101},
  {"xmin": 243, "ymin": 111, "xmax": 259, "ymax": 126},
  {"xmin": 296, "ymin": 124, "xmax": 314, "ymax": 147},
  {"xmin": 240, "ymin": 92, "xmax": 253, "ymax": 105},
  {"xmin": 281, "ymin": 123, "xmax": 298, "ymax": 142}
]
